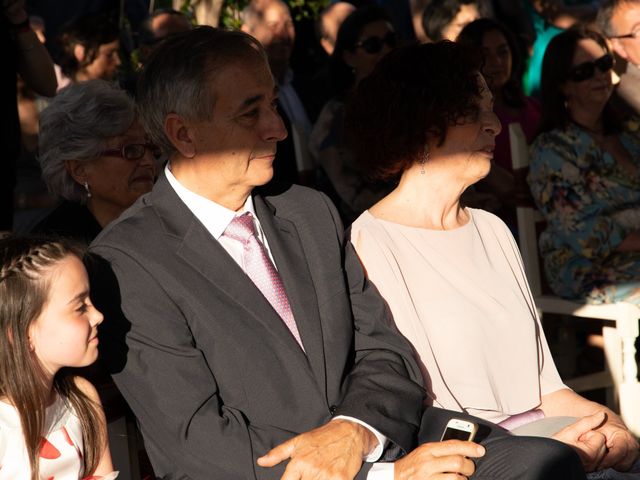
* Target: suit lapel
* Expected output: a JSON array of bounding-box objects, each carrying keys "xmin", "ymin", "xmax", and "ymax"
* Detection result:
[
  {"xmin": 152, "ymin": 173, "xmax": 311, "ymax": 361},
  {"xmin": 254, "ymin": 194, "xmax": 327, "ymax": 392}
]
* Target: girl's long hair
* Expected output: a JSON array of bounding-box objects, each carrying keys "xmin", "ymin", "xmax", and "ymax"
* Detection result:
[{"xmin": 0, "ymin": 236, "xmax": 104, "ymax": 480}]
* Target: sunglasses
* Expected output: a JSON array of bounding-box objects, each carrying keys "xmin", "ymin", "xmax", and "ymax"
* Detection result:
[
  {"xmin": 101, "ymin": 143, "xmax": 161, "ymax": 160},
  {"xmin": 353, "ymin": 31, "xmax": 397, "ymax": 54},
  {"xmin": 566, "ymin": 53, "xmax": 614, "ymax": 82}
]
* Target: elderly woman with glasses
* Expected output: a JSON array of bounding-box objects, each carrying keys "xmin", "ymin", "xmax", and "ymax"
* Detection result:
[
  {"xmin": 32, "ymin": 80, "xmax": 158, "ymax": 243},
  {"xmin": 309, "ymin": 5, "xmax": 397, "ymax": 224},
  {"xmin": 528, "ymin": 25, "xmax": 640, "ymax": 304}
]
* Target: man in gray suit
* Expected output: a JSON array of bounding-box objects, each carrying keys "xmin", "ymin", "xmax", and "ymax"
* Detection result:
[{"xmin": 89, "ymin": 27, "xmax": 586, "ymax": 480}]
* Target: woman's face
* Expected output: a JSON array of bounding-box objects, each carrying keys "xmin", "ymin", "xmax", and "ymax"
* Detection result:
[
  {"xmin": 77, "ymin": 119, "xmax": 157, "ymax": 216},
  {"xmin": 481, "ymin": 29, "xmax": 512, "ymax": 92},
  {"xmin": 343, "ymin": 20, "xmax": 395, "ymax": 84},
  {"xmin": 430, "ymin": 74, "xmax": 501, "ymax": 185},
  {"xmin": 79, "ymin": 39, "xmax": 121, "ymax": 81},
  {"xmin": 562, "ymin": 38, "xmax": 614, "ymax": 114}
]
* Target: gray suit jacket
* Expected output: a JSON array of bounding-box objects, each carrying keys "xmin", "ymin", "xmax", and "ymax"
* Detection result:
[{"xmin": 89, "ymin": 172, "xmax": 425, "ymax": 479}]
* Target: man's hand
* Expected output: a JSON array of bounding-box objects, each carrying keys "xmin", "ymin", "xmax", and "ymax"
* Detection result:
[
  {"xmin": 552, "ymin": 412, "xmax": 607, "ymax": 472},
  {"xmin": 595, "ymin": 414, "xmax": 640, "ymax": 471},
  {"xmin": 257, "ymin": 419, "xmax": 377, "ymax": 480},
  {"xmin": 394, "ymin": 440, "xmax": 485, "ymax": 480}
]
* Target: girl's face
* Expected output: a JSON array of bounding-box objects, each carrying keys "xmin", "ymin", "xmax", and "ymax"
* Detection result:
[
  {"xmin": 29, "ymin": 256, "xmax": 103, "ymax": 378},
  {"xmin": 481, "ymin": 29, "xmax": 512, "ymax": 92}
]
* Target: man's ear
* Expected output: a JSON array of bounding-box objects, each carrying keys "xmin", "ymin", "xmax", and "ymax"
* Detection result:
[
  {"xmin": 73, "ymin": 43, "xmax": 86, "ymax": 63},
  {"xmin": 164, "ymin": 113, "xmax": 197, "ymax": 158},
  {"xmin": 65, "ymin": 159, "xmax": 88, "ymax": 184}
]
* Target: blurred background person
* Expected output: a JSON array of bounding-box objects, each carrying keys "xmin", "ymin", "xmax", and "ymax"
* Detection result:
[
  {"xmin": 457, "ymin": 18, "xmax": 541, "ymax": 233},
  {"xmin": 421, "ymin": 0, "xmax": 491, "ymax": 42},
  {"xmin": 309, "ymin": 5, "xmax": 396, "ymax": 224},
  {"xmin": 528, "ymin": 26, "xmax": 640, "ymax": 304},
  {"xmin": 241, "ymin": 0, "xmax": 315, "ymax": 186},
  {"xmin": 56, "ymin": 13, "xmax": 121, "ymax": 89},
  {"xmin": 597, "ymin": 0, "xmax": 640, "ymax": 118},
  {"xmin": 317, "ymin": 1, "xmax": 355, "ymax": 55},
  {"xmin": 137, "ymin": 8, "xmax": 192, "ymax": 68},
  {"xmin": 1, "ymin": 0, "xmax": 56, "ymax": 232},
  {"xmin": 32, "ymin": 80, "xmax": 157, "ymax": 244}
]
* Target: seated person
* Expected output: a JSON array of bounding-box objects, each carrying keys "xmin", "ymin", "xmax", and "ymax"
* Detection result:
[
  {"xmin": 528, "ymin": 26, "xmax": 640, "ymax": 304},
  {"xmin": 89, "ymin": 26, "xmax": 587, "ymax": 480},
  {"xmin": 347, "ymin": 40, "xmax": 640, "ymax": 474},
  {"xmin": 33, "ymin": 80, "xmax": 158, "ymax": 244},
  {"xmin": 309, "ymin": 6, "xmax": 396, "ymax": 224},
  {"xmin": 421, "ymin": 0, "xmax": 491, "ymax": 42},
  {"xmin": 56, "ymin": 13, "xmax": 121, "ymax": 88},
  {"xmin": 457, "ymin": 18, "xmax": 541, "ymax": 231}
]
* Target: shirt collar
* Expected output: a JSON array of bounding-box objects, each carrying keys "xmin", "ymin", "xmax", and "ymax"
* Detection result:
[{"xmin": 164, "ymin": 163, "xmax": 257, "ymax": 240}]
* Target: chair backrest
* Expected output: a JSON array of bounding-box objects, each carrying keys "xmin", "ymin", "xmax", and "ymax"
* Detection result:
[{"xmin": 509, "ymin": 122, "xmax": 543, "ymax": 297}]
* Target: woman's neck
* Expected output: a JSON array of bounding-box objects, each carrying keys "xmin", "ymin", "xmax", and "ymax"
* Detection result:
[
  {"xmin": 87, "ymin": 200, "xmax": 124, "ymax": 229},
  {"xmin": 569, "ymin": 104, "xmax": 604, "ymax": 134},
  {"xmin": 371, "ymin": 163, "xmax": 468, "ymax": 230}
]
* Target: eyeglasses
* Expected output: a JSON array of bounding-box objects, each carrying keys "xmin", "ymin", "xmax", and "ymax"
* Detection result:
[
  {"xmin": 100, "ymin": 143, "xmax": 161, "ymax": 160},
  {"xmin": 353, "ymin": 31, "xmax": 397, "ymax": 54},
  {"xmin": 566, "ymin": 53, "xmax": 614, "ymax": 82},
  {"xmin": 611, "ymin": 30, "xmax": 640, "ymax": 40}
]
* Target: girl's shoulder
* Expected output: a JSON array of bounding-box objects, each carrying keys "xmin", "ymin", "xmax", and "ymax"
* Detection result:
[{"xmin": 72, "ymin": 376, "xmax": 101, "ymax": 404}]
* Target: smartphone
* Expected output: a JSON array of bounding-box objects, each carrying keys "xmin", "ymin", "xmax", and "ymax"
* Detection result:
[{"xmin": 440, "ymin": 418, "xmax": 478, "ymax": 442}]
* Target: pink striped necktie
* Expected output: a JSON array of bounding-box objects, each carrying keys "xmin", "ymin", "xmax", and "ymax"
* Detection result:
[{"xmin": 223, "ymin": 212, "xmax": 304, "ymax": 350}]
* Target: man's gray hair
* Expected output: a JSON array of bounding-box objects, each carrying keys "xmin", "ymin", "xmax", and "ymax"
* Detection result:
[
  {"xmin": 38, "ymin": 80, "xmax": 136, "ymax": 203},
  {"xmin": 137, "ymin": 26, "xmax": 267, "ymax": 157},
  {"xmin": 597, "ymin": 0, "xmax": 640, "ymax": 36}
]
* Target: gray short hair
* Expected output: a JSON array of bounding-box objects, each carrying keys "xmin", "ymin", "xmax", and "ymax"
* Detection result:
[
  {"xmin": 137, "ymin": 26, "xmax": 267, "ymax": 157},
  {"xmin": 597, "ymin": 0, "xmax": 640, "ymax": 36},
  {"xmin": 38, "ymin": 80, "xmax": 136, "ymax": 202}
]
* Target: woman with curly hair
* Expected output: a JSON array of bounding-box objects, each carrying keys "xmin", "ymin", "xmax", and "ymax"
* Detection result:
[{"xmin": 348, "ymin": 41, "xmax": 639, "ymax": 475}]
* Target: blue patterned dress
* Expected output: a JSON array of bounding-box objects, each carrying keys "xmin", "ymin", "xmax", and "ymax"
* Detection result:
[{"xmin": 528, "ymin": 121, "xmax": 640, "ymax": 304}]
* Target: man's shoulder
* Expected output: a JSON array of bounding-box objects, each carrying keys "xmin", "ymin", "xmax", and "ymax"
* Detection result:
[{"xmin": 91, "ymin": 193, "xmax": 163, "ymax": 254}]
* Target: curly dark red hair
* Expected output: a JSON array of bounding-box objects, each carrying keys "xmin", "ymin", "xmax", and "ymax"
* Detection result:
[{"xmin": 346, "ymin": 41, "xmax": 483, "ymax": 180}]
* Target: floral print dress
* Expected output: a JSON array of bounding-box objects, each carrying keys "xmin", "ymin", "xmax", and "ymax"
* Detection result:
[{"xmin": 528, "ymin": 121, "xmax": 640, "ymax": 304}]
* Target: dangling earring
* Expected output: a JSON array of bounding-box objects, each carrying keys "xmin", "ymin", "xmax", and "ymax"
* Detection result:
[
  {"xmin": 421, "ymin": 146, "xmax": 429, "ymax": 175},
  {"xmin": 83, "ymin": 181, "xmax": 92, "ymax": 199}
]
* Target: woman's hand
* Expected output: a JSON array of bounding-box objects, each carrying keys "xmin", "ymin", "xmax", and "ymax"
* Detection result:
[
  {"xmin": 595, "ymin": 414, "xmax": 640, "ymax": 471},
  {"xmin": 551, "ymin": 412, "xmax": 608, "ymax": 472},
  {"xmin": 394, "ymin": 440, "xmax": 485, "ymax": 480}
]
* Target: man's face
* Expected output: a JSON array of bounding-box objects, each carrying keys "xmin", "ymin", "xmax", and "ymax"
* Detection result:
[
  {"xmin": 611, "ymin": 2, "xmax": 640, "ymax": 66},
  {"xmin": 247, "ymin": 1, "xmax": 295, "ymax": 67},
  {"xmin": 188, "ymin": 58, "xmax": 288, "ymax": 192},
  {"xmin": 320, "ymin": 2, "xmax": 355, "ymax": 55}
]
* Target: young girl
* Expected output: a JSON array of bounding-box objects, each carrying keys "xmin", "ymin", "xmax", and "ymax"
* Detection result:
[{"xmin": 0, "ymin": 236, "xmax": 117, "ymax": 480}]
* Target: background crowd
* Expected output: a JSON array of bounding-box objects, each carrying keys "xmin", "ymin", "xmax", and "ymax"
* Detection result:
[{"xmin": 3, "ymin": 0, "xmax": 640, "ymax": 478}]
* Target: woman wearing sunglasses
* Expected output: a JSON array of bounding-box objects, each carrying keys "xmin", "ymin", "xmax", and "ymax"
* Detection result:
[
  {"xmin": 309, "ymin": 5, "xmax": 397, "ymax": 224},
  {"xmin": 529, "ymin": 25, "xmax": 640, "ymax": 304},
  {"xmin": 32, "ymin": 80, "xmax": 158, "ymax": 244}
]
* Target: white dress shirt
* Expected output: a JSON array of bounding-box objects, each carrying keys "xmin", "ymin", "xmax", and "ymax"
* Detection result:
[{"xmin": 165, "ymin": 165, "xmax": 395, "ymax": 478}]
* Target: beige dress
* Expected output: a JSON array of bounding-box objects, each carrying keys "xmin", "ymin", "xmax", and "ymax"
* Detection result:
[{"xmin": 350, "ymin": 208, "xmax": 565, "ymax": 423}]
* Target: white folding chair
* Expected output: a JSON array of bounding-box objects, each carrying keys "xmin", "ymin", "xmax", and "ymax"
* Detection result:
[{"xmin": 509, "ymin": 122, "xmax": 640, "ymax": 436}]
